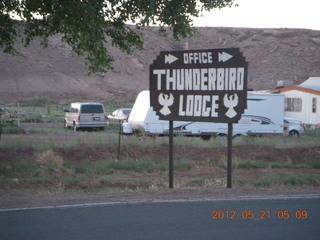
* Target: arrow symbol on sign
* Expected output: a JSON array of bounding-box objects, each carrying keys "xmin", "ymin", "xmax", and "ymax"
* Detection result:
[
  {"xmin": 165, "ymin": 54, "xmax": 178, "ymax": 64},
  {"xmin": 218, "ymin": 52, "xmax": 233, "ymax": 62}
]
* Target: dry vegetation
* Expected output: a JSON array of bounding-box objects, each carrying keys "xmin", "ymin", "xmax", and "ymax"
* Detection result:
[{"xmin": 1, "ymin": 123, "xmax": 320, "ymax": 197}]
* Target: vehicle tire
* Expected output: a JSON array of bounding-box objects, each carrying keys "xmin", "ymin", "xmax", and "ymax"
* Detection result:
[
  {"xmin": 289, "ymin": 130, "xmax": 299, "ymax": 136},
  {"xmin": 232, "ymin": 134, "xmax": 243, "ymax": 139},
  {"xmin": 73, "ymin": 122, "xmax": 78, "ymax": 132},
  {"xmin": 200, "ymin": 135, "xmax": 211, "ymax": 141},
  {"xmin": 64, "ymin": 120, "xmax": 69, "ymax": 129},
  {"xmin": 216, "ymin": 134, "xmax": 227, "ymax": 140}
]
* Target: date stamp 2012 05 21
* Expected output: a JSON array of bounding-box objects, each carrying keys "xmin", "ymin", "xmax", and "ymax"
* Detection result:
[{"xmin": 211, "ymin": 210, "xmax": 309, "ymax": 220}]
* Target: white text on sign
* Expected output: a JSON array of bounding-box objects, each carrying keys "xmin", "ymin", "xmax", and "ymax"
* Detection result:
[
  {"xmin": 183, "ymin": 52, "xmax": 213, "ymax": 64},
  {"xmin": 179, "ymin": 95, "xmax": 219, "ymax": 117},
  {"xmin": 153, "ymin": 67, "xmax": 245, "ymax": 91}
]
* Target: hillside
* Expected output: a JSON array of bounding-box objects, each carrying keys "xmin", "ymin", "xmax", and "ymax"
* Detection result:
[{"xmin": 1, "ymin": 27, "xmax": 320, "ymax": 102}]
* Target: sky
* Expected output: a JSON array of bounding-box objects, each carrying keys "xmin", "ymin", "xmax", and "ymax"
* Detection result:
[{"xmin": 192, "ymin": 0, "xmax": 320, "ymax": 30}]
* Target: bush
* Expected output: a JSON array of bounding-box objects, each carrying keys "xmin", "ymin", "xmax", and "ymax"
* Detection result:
[
  {"xmin": 36, "ymin": 150, "xmax": 63, "ymax": 171},
  {"xmin": 254, "ymin": 178, "xmax": 272, "ymax": 187},
  {"xmin": 1, "ymin": 125, "xmax": 25, "ymax": 134},
  {"xmin": 21, "ymin": 115, "xmax": 43, "ymax": 123},
  {"xmin": 306, "ymin": 159, "xmax": 320, "ymax": 169},
  {"xmin": 237, "ymin": 161, "xmax": 268, "ymax": 169}
]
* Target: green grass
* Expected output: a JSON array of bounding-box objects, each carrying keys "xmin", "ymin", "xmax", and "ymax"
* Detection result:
[
  {"xmin": 306, "ymin": 159, "xmax": 320, "ymax": 169},
  {"xmin": 214, "ymin": 155, "xmax": 319, "ymax": 170},
  {"xmin": 1, "ymin": 122, "xmax": 319, "ymax": 193},
  {"xmin": 235, "ymin": 161, "xmax": 269, "ymax": 169},
  {"xmin": 254, "ymin": 178, "xmax": 272, "ymax": 187},
  {"xmin": 234, "ymin": 174, "xmax": 320, "ymax": 188},
  {"xmin": 71, "ymin": 159, "xmax": 191, "ymax": 174},
  {"xmin": 0, "ymin": 162, "xmax": 39, "ymax": 178},
  {"xmin": 188, "ymin": 178, "xmax": 205, "ymax": 187},
  {"xmin": 236, "ymin": 134, "xmax": 320, "ymax": 148},
  {"xmin": 0, "ymin": 125, "xmax": 25, "ymax": 134}
]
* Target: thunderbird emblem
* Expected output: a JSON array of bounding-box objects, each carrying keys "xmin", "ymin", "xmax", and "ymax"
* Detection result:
[
  {"xmin": 224, "ymin": 93, "xmax": 239, "ymax": 118},
  {"xmin": 158, "ymin": 93, "xmax": 174, "ymax": 116}
]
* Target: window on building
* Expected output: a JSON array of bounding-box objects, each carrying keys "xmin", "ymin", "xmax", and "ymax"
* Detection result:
[
  {"xmin": 285, "ymin": 98, "xmax": 302, "ymax": 112},
  {"xmin": 312, "ymin": 98, "xmax": 317, "ymax": 113}
]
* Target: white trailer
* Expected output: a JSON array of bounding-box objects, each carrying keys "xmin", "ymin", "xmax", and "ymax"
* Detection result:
[{"xmin": 123, "ymin": 90, "xmax": 285, "ymax": 138}]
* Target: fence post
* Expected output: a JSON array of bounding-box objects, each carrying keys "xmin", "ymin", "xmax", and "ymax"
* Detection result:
[
  {"xmin": 0, "ymin": 122, "xmax": 2, "ymax": 142},
  {"xmin": 117, "ymin": 120, "xmax": 123, "ymax": 160}
]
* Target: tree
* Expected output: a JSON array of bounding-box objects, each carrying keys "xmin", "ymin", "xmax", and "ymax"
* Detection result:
[{"xmin": 0, "ymin": 0, "xmax": 235, "ymax": 74}]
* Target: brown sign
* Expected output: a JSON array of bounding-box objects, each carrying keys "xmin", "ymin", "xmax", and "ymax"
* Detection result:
[{"xmin": 150, "ymin": 48, "xmax": 248, "ymax": 123}]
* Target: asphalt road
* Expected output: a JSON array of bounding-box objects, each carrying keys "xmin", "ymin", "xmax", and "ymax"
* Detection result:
[{"xmin": 1, "ymin": 197, "xmax": 319, "ymax": 240}]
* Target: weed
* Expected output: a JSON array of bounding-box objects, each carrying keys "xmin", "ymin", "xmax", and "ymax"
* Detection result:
[
  {"xmin": 282, "ymin": 174, "xmax": 320, "ymax": 186},
  {"xmin": 72, "ymin": 162, "xmax": 113, "ymax": 175},
  {"xmin": 234, "ymin": 177, "xmax": 251, "ymax": 187},
  {"xmin": 99, "ymin": 177, "xmax": 112, "ymax": 185},
  {"xmin": 254, "ymin": 178, "xmax": 272, "ymax": 187},
  {"xmin": 107, "ymin": 159, "xmax": 166, "ymax": 172},
  {"xmin": 305, "ymin": 129, "xmax": 320, "ymax": 138},
  {"xmin": 1, "ymin": 125, "xmax": 320, "ymax": 194},
  {"xmin": 251, "ymin": 174, "xmax": 320, "ymax": 188},
  {"xmin": 0, "ymin": 163, "xmax": 11, "ymax": 175},
  {"xmin": 28, "ymin": 177, "xmax": 52, "ymax": 184},
  {"xmin": 217, "ymin": 156, "xmax": 227, "ymax": 169},
  {"xmin": 173, "ymin": 161, "xmax": 193, "ymax": 171},
  {"xmin": 35, "ymin": 150, "xmax": 65, "ymax": 178},
  {"xmin": 188, "ymin": 178, "xmax": 205, "ymax": 187},
  {"xmin": 0, "ymin": 162, "xmax": 39, "ymax": 180},
  {"xmin": 203, "ymin": 179, "xmax": 226, "ymax": 188},
  {"xmin": 270, "ymin": 162, "xmax": 306, "ymax": 169},
  {"xmin": 36, "ymin": 150, "xmax": 64, "ymax": 169},
  {"xmin": 306, "ymin": 159, "xmax": 320, "ymax": 169},
  {"xmin": 21, "ymin": 115, "xmax": 43, "ymax": 123},
  {"xmin": 236, "ymin": 161, "xmax": 269, "ymax": 169},
  {"xmin": 1, "ymin": 125, "xmax": 25, "ymax": 134},
  {"xmin": 282, "ymin": 175, "xmax": 298, "ymax": 186},
  {"xmin": 11, "ymin": 138, "xmax": 28, "ymax": 151}
]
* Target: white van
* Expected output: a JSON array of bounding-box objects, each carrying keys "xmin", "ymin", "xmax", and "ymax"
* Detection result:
[
  {"xmin": 123, "ymin": 90, "xmax": 285, "ymax": 138},
  {"xmin": 64, "ymin": 102, "xmax": 107, "ymax": 131}
]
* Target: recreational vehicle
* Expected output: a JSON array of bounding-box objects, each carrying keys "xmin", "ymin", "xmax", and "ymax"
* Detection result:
[{"xmin": 123, "ymin": 90, "xmax": 285, "ymax": 138}]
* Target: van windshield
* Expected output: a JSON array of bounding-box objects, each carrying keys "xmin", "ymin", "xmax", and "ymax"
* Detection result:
[{"xmin": 81, "ymin": 105, "xmax": 104, "ymax": 113}]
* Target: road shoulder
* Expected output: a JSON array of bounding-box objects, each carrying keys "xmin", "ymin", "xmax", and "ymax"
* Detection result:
[{"xmin": 1, "ymin": 188, "xmax": 319, "ymax": 210}]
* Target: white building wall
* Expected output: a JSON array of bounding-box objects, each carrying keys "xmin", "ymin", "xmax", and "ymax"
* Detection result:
[{"xmin": 282, "ymin": 90, "xmax": 320, "ymax": 125}]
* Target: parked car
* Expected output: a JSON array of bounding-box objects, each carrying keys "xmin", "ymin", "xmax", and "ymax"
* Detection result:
[
  {"xmin": 64, "ymin": 102, "xmax": 107, "ymax": 131},
  {"xmin": 0, "ymin": 107, "xmax": 15, "ymax": 124},
  {"xmin": 284, "ymin": 117, "xmax": 305, "ymax": 136},
  {"xmin": 107, "ymin": 108, "xmax": 131, "ymax": 125}
]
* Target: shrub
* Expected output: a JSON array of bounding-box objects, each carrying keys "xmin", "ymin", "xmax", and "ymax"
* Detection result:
[
  {"xmin": 254, "ymin": 178, "xmax": 272, "ymax": 187},
  {"xmin": 36, "ymin": 150, "xmax": 63, "ymax": 171},
  {"xmin": 236, "ymin": 161, "xmax": 268, "ymax": 169},
  {"xmin": 21, "ymin": 115, "xmax": 43, "ymax": 123},
  {"xmin": 306, "ymin": 159, "xmax": 320, "ymax": 169},
  {"xmin": 1, "ymin": 125, "xmax": 25, "ymax": 134}
]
